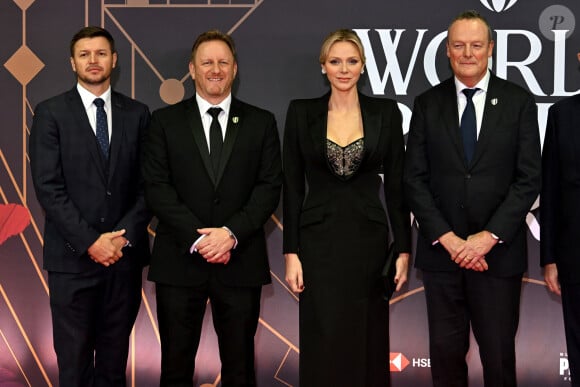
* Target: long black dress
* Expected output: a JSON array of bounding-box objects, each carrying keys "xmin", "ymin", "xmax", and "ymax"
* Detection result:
[{"xmin": 283, "ymin": 93, "xmax": 410, "ymax": 387}]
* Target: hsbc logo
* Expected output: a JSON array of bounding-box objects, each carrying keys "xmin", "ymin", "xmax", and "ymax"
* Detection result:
[
  {"xmin": 479, "ymin": 0, "xmax": 518, "ymax": 12},
  {"xmin": 390, "ymin": 352, "xmax": 433, "ymax": 372},
  {"xmin": 390, "ymin": 353, "xmax": 410, "ymax": 372}
]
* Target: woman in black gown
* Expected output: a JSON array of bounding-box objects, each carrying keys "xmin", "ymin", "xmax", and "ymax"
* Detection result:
[{"xmin": 283, "ymin": 29, "xmax": 411, "ymax": 386}]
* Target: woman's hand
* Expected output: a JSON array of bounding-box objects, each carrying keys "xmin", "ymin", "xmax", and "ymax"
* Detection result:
[
  {"xmin": 394, "ymin": 253, "xmax": 410, "ymax": 292},
  {"xmin": 284, "ymin": 253, "xmax": 305, "ymax": 293}
]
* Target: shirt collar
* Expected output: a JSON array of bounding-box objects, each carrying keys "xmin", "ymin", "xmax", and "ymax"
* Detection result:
[
  {"xmin": 196, "ymin": 93, "xmax": 232, "ymax": 117},
  {"xmin": 454, "ymin": 70, "xmax": 490, "ymax": 96},
  {"xmin": 77, "ymin": 83, "xmax": 112, "ymax": 110}
]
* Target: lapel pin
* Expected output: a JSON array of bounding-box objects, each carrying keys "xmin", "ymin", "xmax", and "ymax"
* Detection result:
[
  {"xmin": 491, "ymin": 98, "xmax": 498, "ymax": 106},
  {"xmin": 232, "ymin": 116, "xmax": 239, "ymax": 124}
]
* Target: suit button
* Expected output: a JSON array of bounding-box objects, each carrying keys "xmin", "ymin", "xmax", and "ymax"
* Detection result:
[
  {"xmin": 106, "ymin": 191, "xmax": 112, "ymax": 196},
  {"xmin": 213, "ymin": 197, "xmax": 220, "ymax": 205},
  {"xmin": 100, "ymin": 217, "xmax": 105, "ymax": 223},
  {"xmin": 465, "ymin": 174, "xmax": 471, "ymax": 179},
  {"xmin": 460, "ymin": 204, "xmax": 465, "ymax": 209}
]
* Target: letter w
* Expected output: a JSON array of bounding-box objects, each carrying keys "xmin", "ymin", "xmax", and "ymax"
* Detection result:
[{"xmin": 354, "ymin": 29, "xmax": 426, "ymax": 95}]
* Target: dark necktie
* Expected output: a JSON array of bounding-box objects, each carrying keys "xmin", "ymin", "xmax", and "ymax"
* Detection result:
[
  {"xmin": 208, "ymin": 107, "xmax": 223, "ymax": 176},
  {"xmin": 93, "ymin": 98, "xmax": 109, "ymax": 159},
  {"xmin": 461, "ymin": 88, "xmax": 478, "ymax": 164}
]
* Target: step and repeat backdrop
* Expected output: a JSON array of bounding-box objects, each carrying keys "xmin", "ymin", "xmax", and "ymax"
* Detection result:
[{"xmin": 1, "ymin": 0, "xmax": 579, "ymax": 386}]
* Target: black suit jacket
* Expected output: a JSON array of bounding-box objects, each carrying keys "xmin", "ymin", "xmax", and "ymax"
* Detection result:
[
  {"xmin": 540, "ymin": 94, "xmax": 580, "ymax": 283},
  {"xmin": 404, "ymin": 73, "xmax": 541, "ymax": 276},
  {"xmin": 30, "ymin": 87, "xmax": 152, "ymax": 273},
  {"xmin": 142, "ymin": 96, "xmax": 282, "ymax": 287},
  {"xmin": 283, "ymin": 92, "xmax": 410, "ymax": 256}
]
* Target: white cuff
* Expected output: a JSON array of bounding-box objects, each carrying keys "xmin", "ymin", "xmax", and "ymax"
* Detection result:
[{"xmin": 190, "ymin": 234, "xmax": 206, "ymax": 253}]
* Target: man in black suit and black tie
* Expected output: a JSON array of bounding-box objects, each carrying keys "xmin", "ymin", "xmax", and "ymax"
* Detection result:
[
  {"xmin": 30, "ymin": 26, "xmax": 151, "ymax": 386},
  {"xmin": 142, "ymin": 30, "xmax": 282, "ymax": 387},
  {"xmin": 541, "ymin": 51, "xmax": 580, "ymax": 387},
  {"xmin": 404, "ymin": 10, "xmax": 541, "ymax": 387}
]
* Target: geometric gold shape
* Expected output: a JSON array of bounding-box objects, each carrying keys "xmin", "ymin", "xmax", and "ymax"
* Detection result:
[
  {"xmin": 126, "ymin": 0, "xmax": 149, "ymax": 5},
  {"xmin": 4, "ymin": 45, "xmax": 44, "ymax": 85},
  {"xmin": 12, "ymin": 0, "xmax": 35, "ymax": 11},
  {"xmin": 159, "ymin": 78, "xmax": 185, "ymax": 105}
]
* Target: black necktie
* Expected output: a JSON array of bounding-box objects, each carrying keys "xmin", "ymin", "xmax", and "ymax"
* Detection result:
[
  {"xmin": 208, "ymin": 107, "xmax": 223, "ymax": 176},
  {"xmin": 461, "ymin": 88, "xmax": 478, "ymax": 164},
  {"xmin": 94, "ymin": 98, "xmax": 109, "ymax": 159}
]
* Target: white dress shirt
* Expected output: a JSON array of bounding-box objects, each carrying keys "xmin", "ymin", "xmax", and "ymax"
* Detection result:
[
  {"xmin": 454, "ymin": 70, "xmax": 491, "ymax": 139},
  {"xmin": 196, "ymin": 93, "xmax": 231, "ymax": 148},
  {"xmin": 77, "ymin": 84, "xmax": 112, "ymax": 140}
]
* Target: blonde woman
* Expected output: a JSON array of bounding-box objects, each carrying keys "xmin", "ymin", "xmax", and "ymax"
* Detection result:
[{"xmin": 283, "ymin": 29, "xmax": 411, "ymax": 386}]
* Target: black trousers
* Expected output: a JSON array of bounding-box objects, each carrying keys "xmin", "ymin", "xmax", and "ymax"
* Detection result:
[
  {"xmin": 156, "ymin": 274, "xmax": 262, "ymax": 387},
  {"xmin": 561, "ymin": 281, "xmax": 580, "ymax": 387},
  {"xmin": 422, "ymin": 269, "xmax": 522, "ymax": 387},
  {"xmin": 48, "ymin": 266, "xmax": 142, "ymax": 387}
]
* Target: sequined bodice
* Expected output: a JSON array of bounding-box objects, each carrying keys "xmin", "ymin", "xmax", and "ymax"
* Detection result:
[{"xmin": 326, "ymin": 138, "xmax": 364, "ymax": 178}]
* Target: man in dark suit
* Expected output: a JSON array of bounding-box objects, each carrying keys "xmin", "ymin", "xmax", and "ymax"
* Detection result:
[
  {"xmin": 541, "ymin": 52, "xmax": 580, "ymax": 387},
  {"xmin": 30, "ymin": 26, "xmax": 151, "ymax": 386},
  {"xmin": 404, "ymin": 10, "xmax": 541, "ymax": 387},
  {"xmin": 142, "ymin": 30, "xmax": 282, "ymax": 387}
]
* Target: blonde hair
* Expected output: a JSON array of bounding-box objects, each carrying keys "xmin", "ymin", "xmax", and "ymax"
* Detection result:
[{"xmin": 319, "ymin": 29, "xmax": 366, "ymax": 65}]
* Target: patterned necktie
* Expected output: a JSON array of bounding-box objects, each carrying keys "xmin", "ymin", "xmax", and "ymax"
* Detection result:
[
  {"xmin": 208, "ymin": 107, "xmax": 223, "ymax": 176},
  {"xmin": 93, "ymin": 98, "xmax": 109, "ymax": 159},
  {"xmin": 461, "ymin": 88, "xmax": 478, "ymax": 164}
]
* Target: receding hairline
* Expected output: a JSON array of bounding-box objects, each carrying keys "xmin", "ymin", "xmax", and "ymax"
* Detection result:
[
  {"xmin": 190, "ymin": 30, "xmax": 236, "ymax": 63},
  {"xmin": 447, "ymin": 10, "xmax": 494, "ymax": 43}
]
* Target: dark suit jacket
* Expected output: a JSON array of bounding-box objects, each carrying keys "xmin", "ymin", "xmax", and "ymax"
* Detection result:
[
  {"xmin": 30, "ymin": 87, "xmax": 152, "ymax": 273},
  {"xmin": 404, "ymin": 73, "xmax": 541, "ymax": 277},
  {"xmin": 540, "ymin": 94, "xmax": 580, "ymax": 283},
  {"xmin": 142, "ymin": 96, "xmax": 282, "ymax": 287},
  {"xmin": 283, "ymin": 92, "xmax": 410, "ymax": 256}
]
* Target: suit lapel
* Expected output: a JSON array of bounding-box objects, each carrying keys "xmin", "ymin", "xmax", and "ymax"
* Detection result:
[
  {"xmin": 471, "ymin": 73, "xmax": 502, "ymax": 167},
  {"xmin": 215, "ymin": 98, "xmax": 242, "ymax": 185},
  {"xmin": 308, "ymin": 93, "xmax": 330, "ymax": 161},
  {"xmin": 439, "ymin": 79, "xmax": 467, "ymax": 166},
  {"xmin": 66, "ymin": 89, "xmax": 107, "ymax": 183},
  {"xmin": 186, "ymin": 98, "xmax": 216, "ymax": 185},
  {"xmin": 359, "ymin": 93, "xmax": 380, "ymax": 162},
  {"xmin": 108, "ymin": 92, "xmax": 125, "ymax": 183}
]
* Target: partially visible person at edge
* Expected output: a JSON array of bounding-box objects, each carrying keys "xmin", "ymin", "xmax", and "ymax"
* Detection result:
[
  {"xmin": 283, "ymin": 28, "xmax": 411, "ymax": 387},
  {"xmin": 142, "ymin": 30, "xmax": 282, "ymax": 386},
  {"xmin": 541, "ymin": 51, "xmax": 580, "ymax": 387},
  {"xmin": 30, "ymin": 26, "xmax": 151, "ymax": 387},
  {"xmin": 404, "ymin": 10, "xmax": 541, "ymax": 387}
]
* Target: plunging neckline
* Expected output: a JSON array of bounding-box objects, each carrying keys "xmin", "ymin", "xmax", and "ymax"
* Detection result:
[{"xmin": 326, "ymin": 137, "xmax": 364, "ymax": 148}]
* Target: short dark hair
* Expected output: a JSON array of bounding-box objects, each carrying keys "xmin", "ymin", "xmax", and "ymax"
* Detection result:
[
  {"xmin": 70, "ymin": 26, "xmax": 116, "ymax": 57},
  {"xmin": 190, "ymin": 30, "xmax": 236, "ymax": 62},
  {"xmin": 448, "ymin": 10, "xmax": 493, "ymax": 42}
]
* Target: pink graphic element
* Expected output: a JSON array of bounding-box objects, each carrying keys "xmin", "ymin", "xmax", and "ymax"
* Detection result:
[{"xmin": 0, "ymin": 204, "xmax": 30, "ymax": 245}]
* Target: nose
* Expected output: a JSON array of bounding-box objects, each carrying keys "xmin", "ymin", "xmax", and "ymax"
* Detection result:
[
  {"xmin": 211, "ymin": 62, "xmax": 220, "ymax": 73},
  {"xmin": 89, "ymin": 52, "xmax": 97, "ymax": 63},
  {"xmin": 464, "ymin": 45, "xmax": 472, "ymax": 57},
  {"xmin": 340, "ymin": 62, "xmax": 348, "ymax": 73}
]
